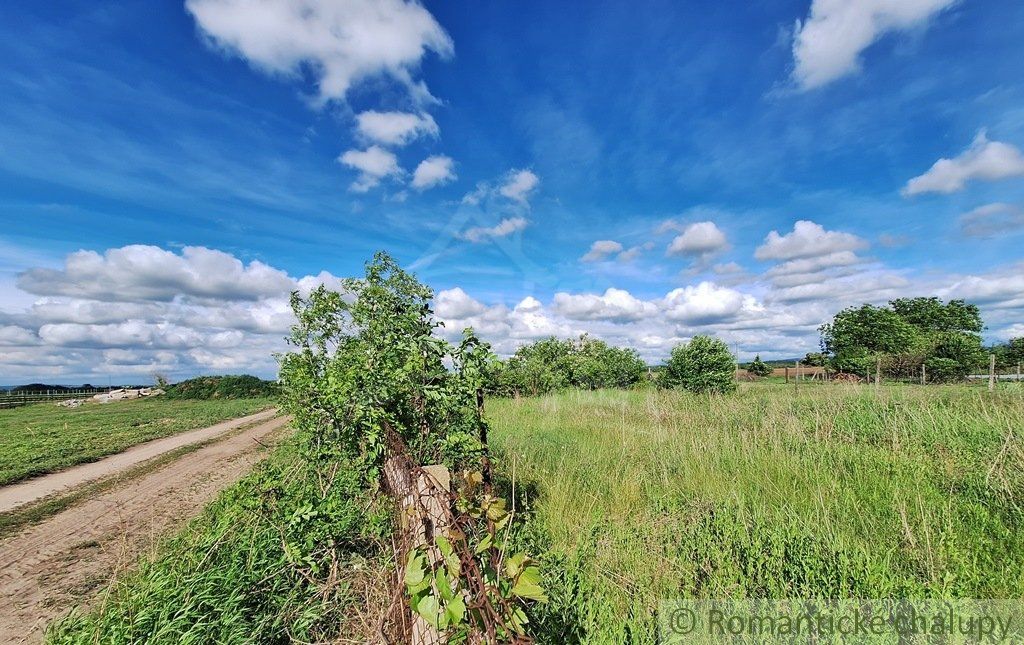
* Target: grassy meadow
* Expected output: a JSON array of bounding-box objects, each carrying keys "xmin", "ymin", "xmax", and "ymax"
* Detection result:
[
  {"xmin": 490, "ymin": 382, "xmax": 1024, "ymax": 642},
  {"xmin": 0, "ymin": 397, "xmax": 275, "ymax": 486}
]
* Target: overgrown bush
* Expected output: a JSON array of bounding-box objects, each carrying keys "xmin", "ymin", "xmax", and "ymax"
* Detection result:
[
  {"xmin": 278, "ymin": 252, "xmax": 543, "ymax": 639},
  {"xmin": 820, "ymin": 297, "xmax": 986, "ymax": 380},
  {"xmin": 165, "ymin": 374, "xmax": 278, "ymax": 400},
  {"xmin": 485, "ymin": 335, "xmax": 646, "ymax": 396},
  {"xmin": 663, "ymin": 335, "xmax": 736, "ymax": 394}
]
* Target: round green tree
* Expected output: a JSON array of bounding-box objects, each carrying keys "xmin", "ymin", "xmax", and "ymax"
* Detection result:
[
  {"xmin": 664, "ymin": 335, "xmax": 737, "ymax": 394},
  {"xmin": 746, "ymin": 354, "xmax": 772, "ymax": 377}
]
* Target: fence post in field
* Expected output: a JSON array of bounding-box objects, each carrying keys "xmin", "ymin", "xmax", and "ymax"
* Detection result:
[
  {"xmin": 989, "ymin": 354, "xmax": 996, "ymax": 392},
  {"xmin": 785, "ymin": 367, "xmax": 789, "ymax": 384},
  {"xmin": 875, "ymin": 357, "xmax": 881, "ymax": 389},
  {"xmin": 794, "ymin": 361, "xmax": 800, "ymax": 390},
  {"xmin": 921, "ymin": 363, "xmax": 926, "ymax": 385},
  {"xmin": 1018, "ymin": 361, "xmax": 1022, "ymax": 383}
]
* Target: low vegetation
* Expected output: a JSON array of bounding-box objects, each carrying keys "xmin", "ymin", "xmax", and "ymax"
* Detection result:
[
  {"xmin": 164, "ymin": 374, "xmax": 278, "ymax": 400},
  {"xmin": 48, "ymin": 435, "xmax": 390, "ymax": 643},
  {"xmin": 485, "ymin": 335, "xmax": 647, "ymax": 397},
  {"xmin": 0, "ymin": 397, "xmax": 274, "ymax": 486},
  {"xmin": 491, "ymin": 383, "xmax": 1024, "ymax": 642}
]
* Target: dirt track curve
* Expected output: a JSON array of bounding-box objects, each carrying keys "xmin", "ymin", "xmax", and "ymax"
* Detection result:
[{"xmin": 0, "ymin": 413, "xmax": 290, "ymax": 643}]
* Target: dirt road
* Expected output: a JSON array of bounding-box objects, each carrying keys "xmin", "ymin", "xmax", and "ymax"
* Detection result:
[
  {"xmin": 0, "ymin": 414, "xmax": 290, "ymax": 643},
  {"xmin": 0, "ymin": 408, "xmax": 279, "ymax": 514}
]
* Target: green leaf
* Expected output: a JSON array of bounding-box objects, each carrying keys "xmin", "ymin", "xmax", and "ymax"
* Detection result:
[
  {"xmin": 510, "ymin": 566, "xmax": 547, "ymax": 602},
  {"xmin": 404, "ymin": 552, "xmax": 425, "ymax": 587},
  {"xmin": 436, "ymin": 535, "xmax": 453, "ymax": 558},
  {"xmin": 504, "ymin": 552, "xmax": 527, "ymax": 578},
  {"xmin": 415, "ymin": 594, "xmax": 440, "ymax": 628},
  {"xmin": 446, "ymin": 596, "xmax": 467, "ymax": 625},
  {"xmin": 436, "ymin": 568, "xmax": 454, "ymax": 602},
  {"xmin": 474, "ymin": 533, "xmax": 493, "ymax": 554}
]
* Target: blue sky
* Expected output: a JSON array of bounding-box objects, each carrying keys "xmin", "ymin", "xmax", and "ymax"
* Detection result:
[{"xmin": 1, "ymin": 0, "xmax": 1023, "ymax": 381}]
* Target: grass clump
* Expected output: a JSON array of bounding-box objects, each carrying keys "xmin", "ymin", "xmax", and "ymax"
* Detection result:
[
  {"xmin": 46, "ymin": 433, "xmax": 390, "ymax": 644},
  {"xmin": 0, "ymin": 397, "xmax": 274, "ymax": 485},
  {"xmin": 491, "ymin": 382, "xmax": 1024, "ymax": 643},
  {"xmin": 165, "ymin": 375, "xmax": 279, "ymax": 400}
]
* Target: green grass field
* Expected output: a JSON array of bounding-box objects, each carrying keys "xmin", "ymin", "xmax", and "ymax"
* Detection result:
[
  {"xmin": 0, "ymin": 397, "xmax": 275, "ymax": 486},
  {"xmin": 490, "ymin": 382, "xmax": 1024, "ymax": 642}
]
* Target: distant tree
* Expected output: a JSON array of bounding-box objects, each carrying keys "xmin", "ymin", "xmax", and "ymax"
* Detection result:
[
  {"xmin": 889, "ymin": 297, "xmax": 983, "ymax": 334},
  {"xmin": 486, "ymin": 334, "xmax": 645, "ymax": 396},
  {"xmin": 664, "ymin": 335, "xmax": 737, "ymax": 394},
  {"xmin": 820, "ymin": 298, "xmax": 986, "ymax": 381},
  {"xmin": 747, "ymin": 354, "xmax": 772, "ymax": 377},
  {"xmin": 801, "ymin": 352, "xmax": 827, "ymax": 367},
  {"xmin": 992, "ymin": 337, "xmax": 1024, "ymax": 368}
]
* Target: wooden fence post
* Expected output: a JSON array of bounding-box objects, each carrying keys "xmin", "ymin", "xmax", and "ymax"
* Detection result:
[
  {"xmin": 875, "ymin": 357, "xmax": 881, "ymax": 389},
  {"xmin": 1018, "ymin": 362, "xmax": 1021, "ymax": 383},
  {"xmin": 989, "ymin": 354, "xmax": 996, "ymax": 392},
  {"xmin": 921, "ymin": 363, "xmax": 926, "ymax": 386},
  {"xmin": 785, "ymin": 367, "xmax": 789, "ymax": 384}
]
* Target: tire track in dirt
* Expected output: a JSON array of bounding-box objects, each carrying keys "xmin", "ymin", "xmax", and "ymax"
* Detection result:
[
  {"xmin": 0, "ymin": 408, "xmax": 279, "ymax": 514},
  {"xmin": 0, "ymin": 414, "xmax": 290, "ymax": 643}
]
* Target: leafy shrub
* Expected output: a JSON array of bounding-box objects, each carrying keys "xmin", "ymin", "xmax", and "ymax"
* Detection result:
[
  {"xmin": 746, "ymin": 354, "xmax": 772, "ymax": 377},
  {"xmin": 820, "ymin": 297, "xmax": 986, "ymax": 380},
  {"xmin": 663, "ymin": 335, "xmax": 736, "ymax": 394},
  {"xmin": 924, "ymin": 357, "xmax": 968, "ymax": 383},
  {"xmin": 485, "ymin": 335, "xmax": 646, "ymax": 396},
  {"xmin": 165, "ymin": 375, "xmax": 278, "ymax": 400}
]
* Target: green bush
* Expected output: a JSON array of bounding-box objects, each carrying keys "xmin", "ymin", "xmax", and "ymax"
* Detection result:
[
  {"xmin": 663, "ymin": 335, "xmax": 736, "ymax": 394},
  {"xmin": 486, "ymin": 335, "xmax": 646, "ymax": 396},
  {"xmin": 746, "ymin": 354, "xmax": 772, "ymax": 377},
  {"xmin": 165, "ymin": 375, "xmax": 278, "ymax": 400},
  {"xmin": 924, "ymin": 357, "xmax": 968, "ymax": 383}
]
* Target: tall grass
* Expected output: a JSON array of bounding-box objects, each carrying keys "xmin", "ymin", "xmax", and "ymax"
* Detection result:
[{"xmin": 490, "ymin": 382, "xmax": 1024, "ymax": 643}]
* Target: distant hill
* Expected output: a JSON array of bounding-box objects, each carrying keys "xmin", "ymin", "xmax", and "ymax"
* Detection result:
[{"xmin": 165, "ymin": 375, "xmax": 278, "ymax": 400}]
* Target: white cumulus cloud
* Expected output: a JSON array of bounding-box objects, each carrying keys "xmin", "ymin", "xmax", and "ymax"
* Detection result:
[
  {"xmin": 552, "ymin": 288, "xmax": 658, "ymax": 323},
  {"xmin": 338, "ymin": 145, "xmax": 401, "ymax": 192},
  {"xmin": 755, "ymin": 220, "xmax": 868, "ymax": 262},
  {"xmin": 412, "ymin": 155, "xmax": 456, "ymax": 190},
  {"xmin": 667, "ymin": 221, "xmax": 729, "ymax": 258},
  {"xmin": 498, "ymin": 170, "xmax": 540, "ymax": 204},
  {"xmin": 903, "ymin": 132, "xmax": 1024, "ymax": 196},
  {"xmin": 17, "ymin": 245, "xmax": 294, "ymax": 302},
  {"xmin": 355, "ymin": 111, "xmax": 439, "ymax": 146},
  {"xmin": 186, "ymin": 0, "xmax": 453, "ymax": 104},
  {"xmin": 792, "ymin": 0, "xmax": 957, "ymax": 90}
]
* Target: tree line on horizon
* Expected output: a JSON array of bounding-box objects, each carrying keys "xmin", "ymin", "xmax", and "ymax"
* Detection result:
[{"xmin": 481, "ymin": 296, "xmax": 1021, "ymax": 395}]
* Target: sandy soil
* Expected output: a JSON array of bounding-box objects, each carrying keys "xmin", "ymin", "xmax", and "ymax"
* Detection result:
[
  {"xmin": 0, "ymin": 408, "xmax": 278, "ymax": 514},
  {"xmin": 0, "ymin": 414, "xmax": 290, "ymax": 643}
]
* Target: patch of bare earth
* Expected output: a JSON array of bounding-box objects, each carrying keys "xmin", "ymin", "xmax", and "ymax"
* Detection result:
[{"xmin": 0, "ymin": 415, "xmax": 290, "ymax": 643}]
